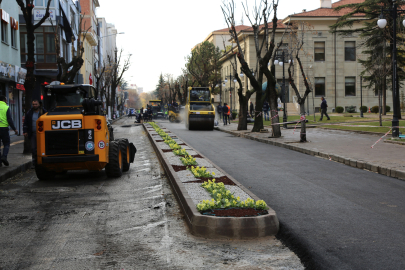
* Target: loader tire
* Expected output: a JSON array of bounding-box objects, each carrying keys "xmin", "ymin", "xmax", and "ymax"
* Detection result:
[
  {"xmin": 118, "ymin": 138, "xmax": 130, "ymax": 172},
  {"xmin": 35, "ymin": 165, "xmax": 56, "ymax": 181},
  {"xmin": 105, "ymin": 140, "xmax": 123, "ymax": 177}
]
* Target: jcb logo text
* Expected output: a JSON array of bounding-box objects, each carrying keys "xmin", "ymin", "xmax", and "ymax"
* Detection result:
[{"xmin": 52, "ymin": 120, "xmax": 82, "ymax": 129}]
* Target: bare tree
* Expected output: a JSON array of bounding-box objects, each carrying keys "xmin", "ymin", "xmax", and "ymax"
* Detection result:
[
  {"xmin": 49, "ymin": 15, "xmax": 91, "ymax": 84},
  {"xmin": 222, "ymin": 0, "xmax": 283, "ymax": 135},
  {"xmin": 287, "ymin": 21, "xmax": 314, "ymax": 142},
  {"xmin": 16, "ymin": 0, "xmax": 52, "ymax": 153},
  {"xmin": 109, "ymin": 50, "xmax": 131, "ymax": 117}
]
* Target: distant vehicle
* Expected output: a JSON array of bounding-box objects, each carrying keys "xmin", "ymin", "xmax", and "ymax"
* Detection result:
[
  {"xmin": 148, "ymin": 100, "xmax": 164, "ymax": 118},
  {"xmin": 128, "ymin": 108, "xmax": 136, "ymax": 116},
  {"xmin": 185, "ymin": 87, "xmax": 215, "ymax": 130}
]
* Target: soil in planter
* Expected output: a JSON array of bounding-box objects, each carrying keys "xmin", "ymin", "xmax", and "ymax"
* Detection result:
[
  {"xmin": 202, "ymin": 208, "xmax": 268, "ymax": 217},
  {"xmin": 162, "ymin": 149, "xmax": 174, "ymax": 153},
  {"xmin": 187, "ymin": 176, "xmax": 236, "ymax": 185},
  {"xmin": 172, "ymin": 165, "xmax": 194, "ymax": 172},
  {"xmin": 174, "ymin": 154, "xmax": 204, "ymax": 158},
  {"xmin": 155, "ymin": 140, "xmax": 164, "ymax": 142}
]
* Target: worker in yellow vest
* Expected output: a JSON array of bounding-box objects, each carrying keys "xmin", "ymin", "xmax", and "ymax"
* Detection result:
[{"xmin": 0, "ymin": 95, "xmax": 18, "ymax": 166}]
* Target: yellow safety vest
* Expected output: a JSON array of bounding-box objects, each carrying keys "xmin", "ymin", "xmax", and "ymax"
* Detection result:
[{"xmin": 0, "ymin": 101, "xmax": 9, "ymax": 128}]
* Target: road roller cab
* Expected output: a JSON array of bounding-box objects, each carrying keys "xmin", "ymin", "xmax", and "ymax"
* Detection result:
[
  {"xmin": 148, "ymin": 100, "xmax": 163, "ymax": 119},
  {"xmin": 185, "ymin": 87, "xmax": 215, "ymax": 130},
  {"xmin": 35, "ymin": 83, "xmax": 136, "ymax": 180}
]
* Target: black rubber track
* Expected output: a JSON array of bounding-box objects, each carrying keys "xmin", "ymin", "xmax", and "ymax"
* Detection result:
[
  {"xmin": 118, "ymin": 138, "xmax": 130, "ymax": 172},
  {"xmin": 35, "ymin": 165, "xmax": 56, "ymax": 181},
  {"xmin": 105, "ymin": 140, "xmax": 123, "ymax": 177}
]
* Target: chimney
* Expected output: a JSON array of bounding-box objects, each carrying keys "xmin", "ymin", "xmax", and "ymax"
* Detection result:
[
  {"xmin": 320, "ymin": 0, "xmax": 332, "ymax": 8},
  {"xmin": 302, "ymin": 9, "xmax": 306, "ymax": 12}
]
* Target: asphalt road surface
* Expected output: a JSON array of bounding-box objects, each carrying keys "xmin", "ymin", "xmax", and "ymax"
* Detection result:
[
  {"xmin": 160, "ymin": 119, "xmax": 405, "ymax": 270},
  {"xmin": 0, "ymin": 118, "xmax": 303, "ymax": 270}
]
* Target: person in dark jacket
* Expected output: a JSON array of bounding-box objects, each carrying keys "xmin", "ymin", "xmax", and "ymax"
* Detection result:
[
  {"xmin": 23, "ymin": 99, "xmax": 47, "ymax": 167},
  {"xmin": 222, "ymin": 103, "xmax": 230, "ymax": 125},
  {"xmin": 0, "ymin": 96, "xmax": 18, "ymax": 166},
  {"xmin": 217, "ymin": 103, "xmax": 223, "ymax": 123},
  {"xmin": 263, "ymin": 101, "xmax": 270, "ymax": 121},
  {"xmin": 319, "ymin": 97, "xmax": 330, "ymax": 121},
  {"xmin": 250, "ymin": 101, "xmax": 254, "ymax": 117}
]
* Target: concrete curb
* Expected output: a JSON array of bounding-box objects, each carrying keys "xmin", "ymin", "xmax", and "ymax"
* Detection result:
[
  {"xmin": 0, "ymin": 160, "xmax": 32, "ymax": 184},
  {"xmin": 143, "ymin": 124, "xmax": 279, "ymax": 239},
  {"xmin": 214, "ymin": 126, "xmax": 405, "ymax": 181}
]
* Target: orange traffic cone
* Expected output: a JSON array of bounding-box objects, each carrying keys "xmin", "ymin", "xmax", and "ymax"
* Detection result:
[{"xmin": 368, "ymin": 107, "xmax": 371, "ymax": 113}]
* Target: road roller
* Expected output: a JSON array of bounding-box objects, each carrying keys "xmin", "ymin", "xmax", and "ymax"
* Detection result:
[{"xmin": 185, "ymin": 87, "xmax": 215, "ymax": 130}]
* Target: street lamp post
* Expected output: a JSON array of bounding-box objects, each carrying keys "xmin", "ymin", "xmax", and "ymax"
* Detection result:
[{"xmin": 377, "ymin": 1, "xmax": 405, "ymax": 137}]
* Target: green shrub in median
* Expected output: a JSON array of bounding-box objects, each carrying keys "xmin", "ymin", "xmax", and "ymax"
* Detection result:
[
  {"xmin": 188, "ymin": 166, "xmax": 215, "ymax": 178},
  {"xmin": 196, "ymin": 179, "xmax": 269, "ymax": 212},
  {"xmin": 361, "ymin": 106, "xmax": 368, "ymax": 113},
  {"xmin": 180, "ymin": 155, "xmax": 197, "ymax": 166},
  {"xmin": 173, "ymin": 148, "xmax": 188, "ymax": 156}
]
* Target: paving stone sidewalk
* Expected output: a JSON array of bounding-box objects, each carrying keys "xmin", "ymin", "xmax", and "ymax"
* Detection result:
[{"xmin": 215, "ymin": 123, "xmax": 405, "ymax": 180}]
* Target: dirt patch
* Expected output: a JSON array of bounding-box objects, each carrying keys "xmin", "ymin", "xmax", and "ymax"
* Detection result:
[
  {"xmin": 202, "ymin": 208, "xmax": 268, "ymax": 217},
  {"xmin": 187, "ymin": 176, "xmax": 236, "ymax": 185},
  {"xmin": 155, "ymin": 140, "xmax": 164, "ymax": 142},
  {"xmin": 162, "ymin": 149, "xmax": 174, "ymax": 153},
  {"xmin": 172, "ymin": 165, "xmax": 193, "ymax": 172},
  {"xmin": 178, "ymin": 143, "xmax": 187, "ymax": 146},
  {"xmin": 174, "ymin": 154, "xmax": 204, "ymax": 158}
]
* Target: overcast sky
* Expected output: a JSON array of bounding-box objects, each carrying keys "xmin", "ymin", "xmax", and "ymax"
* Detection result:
[{"xmin": 97, "ymin": 0, "xmax": 340, "ymax": 93}]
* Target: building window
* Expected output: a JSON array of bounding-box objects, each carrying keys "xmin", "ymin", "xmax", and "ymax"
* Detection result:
[
  {"xmin": 1, "ymin": 20, "xmax": 8, "ymax": 44},
  {"xmin": 11, "ymin": 28, "xmax": 16, "ymax": 48},
  {"xmin": 20, "ymin": 26, "xmax": 56, "ymax": 64},
  {"xmin": 345, "ymin": 41, "xmax": 356, "ymax": 61},
  {"xmin": 315, "ymin": 77, "xmax": 325, "ymax": 97},
  {"xmin": 314, "ymin": 42, "xmax": 325, "ymax": 61},
  {"xmin": 345, "ymin": 77, "xmax": 356, "ymax": 96}
]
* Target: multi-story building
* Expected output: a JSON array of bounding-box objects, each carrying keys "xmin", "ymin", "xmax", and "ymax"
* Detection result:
[
  {"xmin": 79, "ymin": 0, "xmax": 99, "ymax": 85},
  {"xmin": 0, "ymin": 1, "xmax": 25, "ymax": 134},
  {"xmin": 19, "ymin": 0, "xmax": 81, "ymax": 99},
  {"xmin": 218, "ymin": 0, "xmax": 386, "ymax": 114}
]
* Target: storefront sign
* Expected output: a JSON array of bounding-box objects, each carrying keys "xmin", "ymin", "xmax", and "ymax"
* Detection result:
[
  {"xmin": 10, "ymin": 17, "xmax": 18, "ymax": 30},
  {"xmin": 15, "ymin": 66, "xmax": 26, "ymax": 84},
  {"xmin": 34, "ymin": 9, "xmax": 56, "ymax": 21},
  {"xmin": 0, "ymin": 61, "xmax": 15, "ymax": 82},
  {"xmin": 0, "ymin": 9, "xmax": 10, "ymax": 23}
]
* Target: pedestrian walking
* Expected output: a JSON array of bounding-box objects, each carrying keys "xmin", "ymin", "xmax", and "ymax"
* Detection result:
[
  {"xmin": 222, "ymin": 103, "xmax": 230, "ymax": 125},
  {"xmin": 250, "ymin": 101, "xmax": 254, "ymax": 117},
  {"xmin": 226, "ymin": 103, "xmax": 231, "ymax": 124},
  {"xmin": 217, "ymin": 103, "xmax": 222, "ymax": 122},
  {"xmin": 23, "ymin": 99, "xmax": 45, "ymax": 168},
  {"xmin": 319, "ymin": 97, "xmax": 330, "ymax": 121},
  {"xmin": 139, "ymin": 107, "xmax": 144, "ymax": 123},
  {"xmin": 263, "ymin": 101, "xmax": 270, "ymax": 121}
]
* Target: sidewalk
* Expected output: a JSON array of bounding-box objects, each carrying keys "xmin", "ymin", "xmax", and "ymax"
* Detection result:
[
  {"xmin": 0, "ymin": 135, "xmax": 32, "ymax": 183},
  {"xmin": 215, "ymin": 123, "xmax": 405, "ymax": 180}
]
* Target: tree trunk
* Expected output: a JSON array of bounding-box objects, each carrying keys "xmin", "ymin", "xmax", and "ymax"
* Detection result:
[
  {"xmin": 269, "ymin": 81, "xmax": 281, "ymax": 137},
  {"xmin": 299, "ymin": 102, "xmax": 307, "ymax": 142},
  {"xmin": 237, "ymin": 93, "xmax": 248, "ymax": 130},
  {"xmin": 252, "ymin": 88, "xmax": 264, "ymax": 132}
]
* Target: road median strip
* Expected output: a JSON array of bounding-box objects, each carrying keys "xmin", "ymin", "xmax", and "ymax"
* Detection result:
[{"xmin": 144, "ymin": 123, "xmax": 279, "ymax": 239}]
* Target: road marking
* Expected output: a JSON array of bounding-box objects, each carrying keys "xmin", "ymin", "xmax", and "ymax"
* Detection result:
[{"xmin": 0, "ymin": 140, "xmax": 24, "ymax": 149}]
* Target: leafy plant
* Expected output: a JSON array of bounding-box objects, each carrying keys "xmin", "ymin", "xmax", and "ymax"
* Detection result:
[
  {"xmin": 180, "ymin": 155, "xmax": 197, "ymax": 166},
  {"xmin": 335, "ymin": 106, "xmax": 344, "ymax": 113},
  {"xmin": 169, "ymin": 142, "xmax": 182, "ymax": 150},
  {"xmin": 371, "ymin": 106, "xmax": 379, "ymax": 113},
  {"xmin": 196, "ymin": 179, "xmax": 269, "ymax": 212},
  {"xmin": 361, "ymin": 106, "xmax": 368, "ymax": 113},
  {"xmin": 173, "ymin": 148, "xmax": 188, "ymax": 156},
  {"xmin": 346, "ymin": 106, "xmax": 356, "ymax": 113},
  {"xmin": 386, "ymin": 105, "xmax": 390, "ymax": 113},
  {"xmin": 188, "ymin": 166, "xmax": 215, "ymax": 178}
]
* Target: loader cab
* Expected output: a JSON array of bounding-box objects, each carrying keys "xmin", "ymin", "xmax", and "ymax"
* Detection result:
[{"xmin": 44, "ymin": 84, "xmax": 98, "ymax": 115}]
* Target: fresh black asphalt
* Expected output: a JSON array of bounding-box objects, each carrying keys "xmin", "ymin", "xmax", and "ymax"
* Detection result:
[{"xmin": 161, "ymin": 121, "xmax": 405, "ymax": 270}]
